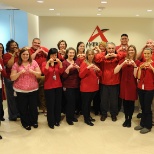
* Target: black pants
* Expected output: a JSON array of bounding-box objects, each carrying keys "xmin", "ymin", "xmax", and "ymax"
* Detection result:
[
  {"xmin": 64, "ymin": 88, "xmax": 80, "ymax": 122},
  {"xmin": 93, "ymin": 90, "xmax": 101, "ymax": 113},
  {"xmin": 138, "ymin": 89, "xmax": 154, "ymax": 129},
  {"xmin": 45, "ymin": 88, "xmax": 62, "ymax": 127},
  {"xmin": 17, "ymin": 91, "xmax": 38, "ymax": 127},
  {"xmin": 123, "ymin": 99, "xmax": 135, "ymax": 120},
  {"xmin": 100, "ymin": 84, "xmax": 119, "ymax": 116},
  {"xmin": 0, "ymin": 89, "xmax": 4, "ymax": 119},
  {"xmin": 81, "ymin": 91, "xmax": 97, "ymax": 121}
]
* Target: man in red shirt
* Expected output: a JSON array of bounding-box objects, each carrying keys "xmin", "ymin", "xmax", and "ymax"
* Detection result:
[
  {"xmin": 95, "ymin": 42, "xmax": 125, "ymax": 122},
  {"xmin": 29, "ymin": 38, "xmax": 49, "ymax": 114},
  {"xmin": 116, "ymin": 34, "xmax": 129, "ymax": 56}
]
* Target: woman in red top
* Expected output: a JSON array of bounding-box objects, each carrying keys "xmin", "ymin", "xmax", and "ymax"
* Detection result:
[
  {"xmin": 79, "ymin": 49, "xmax": 102, "ymax": 126},
  {"xmin": 3, "ymin": 39, "xmax": 20, "ymax": 121},
  {"xmin": 42, "ymin": 48, "xmax": 63, "ymax": 129},
  {"xmin": 62, "ymin": 47, "xmax": 80, "ymax": 125},
  {"xmin": 76, "ymin": 42, "xmax": 86, "ymax": 63},
  {"xmin": 134, "ymin": 48, "xmax": 154, "ymax": 134},
  {"xmin": 114, "ymin": 45, "xmax": 140, "ymax": 127}
]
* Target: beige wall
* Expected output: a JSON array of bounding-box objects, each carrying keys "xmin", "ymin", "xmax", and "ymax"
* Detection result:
[
  {"xmin": 28, "ymin": 13, "xmax": 39, "ymax": 46},
  {"xmin": 39, "ymin": 17, "xmax": 154, "ymax": 52}
]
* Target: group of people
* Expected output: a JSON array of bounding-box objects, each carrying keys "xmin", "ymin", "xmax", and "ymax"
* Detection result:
[{"xmin": 0, "ymin": 34, "xmax": 154, "ymax": 140}]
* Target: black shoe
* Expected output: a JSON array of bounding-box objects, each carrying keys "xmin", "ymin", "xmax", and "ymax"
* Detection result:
[
  {"xmin": 67, "ymin": 121, "xmax": 74, "ymax": 125},
  {"xmin": 137, "ymin": 113, "xmax": 142, "ymax": 119},
  {"xmin": 127, "ymin": 120, "xmax": 131, "ymax": 128},
  {"xmin": 0, "ymin": 135, "xmax": 2, "ymax": 139},
  {"xmin": 49, "ymin": 125, "xmax": 54, "ymax": 129},
  {"xmin": 122, "ymin": 120, "xmax": 128, "ymax": 127},
  {"xmin": 24, "ymin": 126, "xmax": 31, "ymax": 131},
  {"xmin": 33, "ymin": 124, "xmax": 38, "ymax": 128},
  {"xmin": 111, "ymin": 116, "xmax": 117, "ymax": 122},
  {"xmin": 89, "ymin": 116, "xmax": 96, "ymax": 122},
  {"xmin": 55, "ymin": 122, "xmax": 60, "ymax": 126},
  {"xmin": 0, "ymin": 117, "xmax": 5, "ymax": 121},
  {"xmin": 85, "ymin": 120, "xmax": 94, "ymax": 126},
  {"xmin": 100, "ymin": 115, "xmax": 107, "ymax": 121},
  {"xmin": 72, "ymin": 118, "xmax": 78, "ymax": 122}
]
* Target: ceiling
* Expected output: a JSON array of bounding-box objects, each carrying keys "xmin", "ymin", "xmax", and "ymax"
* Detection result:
[{"xmin": 0, "ymin": 0, "xmax": 154, "ymax": 18}]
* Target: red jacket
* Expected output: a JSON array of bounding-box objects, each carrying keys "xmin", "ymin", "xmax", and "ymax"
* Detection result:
[
  {"xmin": 41, "ymin": 62, "xmax": 64, "ymax": 90},
  {"xmin": 95, "ymin": 52, "xmax": 125, "ymax": 85},
  {"xmin": 138, "ymin": 62, "xmax": 154, "ymax": 90},
  {"xmin": 79, "ymin": 61, "xmax": 102, "ymax": 92}
]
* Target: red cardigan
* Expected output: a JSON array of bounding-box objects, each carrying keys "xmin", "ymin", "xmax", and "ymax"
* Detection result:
[
  {"xmin": 138, "ymin": 62, "xmax": 154, "ymax": 90},
  {"xmin": 79, "ymin": 61, "xmax": 102, "ymax": 92},
  {"xmin": 41, "ymin": 62, "xmax": 64, "ymax": 90}
]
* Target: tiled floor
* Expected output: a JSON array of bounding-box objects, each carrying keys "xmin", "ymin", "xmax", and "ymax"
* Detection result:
[{"xmin": 0, "ymin": 106, "xmax": 154, "ymax": 154}]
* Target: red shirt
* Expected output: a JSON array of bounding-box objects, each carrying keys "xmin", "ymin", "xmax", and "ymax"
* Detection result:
[
  {"xmin": 95, "ymin": 52, "xmax": 125, "ymax": 85},
  {"xmin": 79, "ymin": 61, "xmax": 102, "ymax": 92},
  {"xmin": 119, "ymin": 59, "xmax": 140, "ymax": 101},
  {"xmin": 42, "ymin": 62, "xmax": 64, "ymax": 90},
  {"xmin": 138, "ymin": 62, "xmax": 154, "ymax": 90},
  {"xmin": 116, "ymin": 45, "xmax": 128, "ymax": 57},
  {"xmin": 29, "ymin": 46, "xmax": 48, "ymax": 70},
  {"xmin": 3, "ymin": 52, "xmax": 18, "ymax": 78},
  {"xmin": 57, "ymin": 53, "xmax": 65, "ymax": 62},
  {"xmin": 62, "ymin": 59, "xmax": 80, "ymax": 88}
]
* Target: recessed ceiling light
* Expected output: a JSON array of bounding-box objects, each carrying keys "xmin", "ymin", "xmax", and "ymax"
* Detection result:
[
  {"xmin": 49, "ymin": 8, "xmax": 55, "ymax": 11},
  {"xmin": 37, "ymin": 0, "xmax": 44, "ymax": 3},
  {"xmin": 101, "ymin": 1, "xmax": 107, "ymax": 4},
  {"xmin": 147, "ymin": 9, "xmax": 152, "ymax": 12},
  {"xmin": 97, "ymin": 13, "xmax": 101, "ymax": 16}
]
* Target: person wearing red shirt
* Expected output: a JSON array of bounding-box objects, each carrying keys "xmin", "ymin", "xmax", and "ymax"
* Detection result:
[
  {"xmin": 57, "ymin": 40, "xmax": 67, "ymax": 62},
  {"xmin": 134, "ymin": 48, "xmax": 154, "ymax": 134},
  {"xmin": 95, "ymin": 42, "xmax": 125, "ymax": 122},
  {"xmin": 80, "ymin": 49, "xmax": 102, "ymax": 126},
  {"xmin": 62, "ymin": 47, "xmax": 80, "ymax": 125},
  {"xmin": 29, "ymin": 38, "xmax": 49, "ymax": 114},
  {"xmin": 10, "ymin": 47, "xmax": 41, "ymax": 130},
  {"xmin": 114, "ymin": 45, "xmax": 140, "ymax": 127},
  {"xmin": 3, "ymin": 39, "xmax": 19, "ymax": 121},
  {"xmin": 42, "ymin": 48, "xmax": 63, "ymax": 129}
]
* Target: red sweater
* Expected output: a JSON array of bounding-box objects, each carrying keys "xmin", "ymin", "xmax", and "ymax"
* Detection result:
[
  {"xmin": 95, "ymin": 52, "xmax": 125, "ymax": 85},
  {"xmin": 79, "ymin": 61, "xmax": 102, "ymax": 92},
  {"xmin": 138, "ymin": 62, "xmax": 154, "ymax": 90},
  {"xmin": 29, "ymin": 46, "xmax": 49, "ymax": 70},
  {"xmin": 41, "ymin": 62, "xmax": 64, "ymax": 90},
  {"xmin": 62, "ymin": 59, "xmax": 80, "ymax": 88}
]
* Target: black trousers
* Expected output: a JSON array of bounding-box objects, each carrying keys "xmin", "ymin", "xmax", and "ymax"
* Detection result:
[
  {"xmin": 16, "ymin": 91, "xmax": 38, "ymax": 127},
  {"xmin": 45, "ymin": 88, "xmax": 62, "ymax": 127},
  {"xmin": 81, "ymin": 91, "xmax": 97, "ymax": 121},
  {"xmin": 123, "ymin": 99, "xmax": 135, "ymax": 120},
  {"xmin": 93, "ymin": 90, "xmax": 101, "ymax": 113},
  {"xmin": 138, "ymin": 88, "xmax": 154, "ymax": 129},
  {"xmin": 64, "ymin": 88, "xmax": 80, "ymax": 122},
  {"xmin": 100, "ymin": 84, "xmax": 119, "ymax": 116},
  {"xmin": 0, "ymin": 89, "xmax": 4, "ymax": 119}
]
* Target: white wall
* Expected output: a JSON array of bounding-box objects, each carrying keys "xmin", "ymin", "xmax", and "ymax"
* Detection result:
[
  {"xmin": 28, "ymin": 13, "xmax": 39, "ymax": 46},
  {"xmin": 39, "ymin": 17, "xmax": 154, "ymax": 52}
]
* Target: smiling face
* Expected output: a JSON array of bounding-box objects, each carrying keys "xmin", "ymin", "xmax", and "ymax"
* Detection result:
[
  {"xmin": 32, "ymin": 39, "xmax": 41, "ymax": 50},
  {"xmin": 21, "ymin": 50, "xmax": 30, "ymax": 62},
  {"xmin": 87, "ymin": 50, "xmax": 94, "ymax": 62},
  {"xmin": 67, "ymin": 49, "xmax": 75, "ymax": 60},
  {"xmin": 128, "ymin": 47, "xmax": 136, "ymax": 59},
  {"xmin": 59, "ymin": 41, "xmax": 67, "ymax": 50},
  {"xmin": 143, "ymin": 49, "xmax": 152, "ymax": 61},
  {"xmin": 50, "ymin": 53, "xmax": 57, "ymax": 60},
  {"xmin": 78, "ymin": 43, "xmax": 85, "ymax": 54},
  {"xmin": 120, "ymin": 36, "xmax": 129, "ymax": 45},
  {"xmin": 146, "ymin": 39, "xmax": 153, "ymax": 48},
  {"xmin": 106, "ymin": 43, "xmax": 116, "ymax": 54}
]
